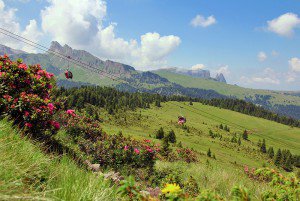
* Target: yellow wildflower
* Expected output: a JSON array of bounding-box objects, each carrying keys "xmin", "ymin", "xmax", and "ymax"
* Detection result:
[{"xmin": 161, "ymin": 183, "xmax": 181, "ymax": 194}]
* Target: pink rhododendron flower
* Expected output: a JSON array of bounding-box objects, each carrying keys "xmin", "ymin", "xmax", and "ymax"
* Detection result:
[
  {"xmin": 24, "ymin": 111, "xmax": 30, "ymax": 117},
  {"xmin": 18, "ymin": 63, "xmax": 27, "ymax": 70},
  {"xmin": 48, "ymin": 103, "xmax": 54, "ymax": 111},
  {"xmin": 52, "ymin": 121, "xmax": 60, "ymax": 130},
  {"xmin": 124, "ymin": 145, "xmax": 129, "ymax": 151},
  {"xmin": 66, "ymin": 109, "xmax": 76, "ymax": 117},
  {"xmin": 45, "ymin": 72, "xmax": 54, "ymax": 79},
  {"xmin": 134, "ymin": 148, "xmax": 140, "ymax": 154},
  {"xmin": 25, "ymin": 123, "xmax": 32, "ymax": 128},
  {"xmin": 146, "ymin": 148, "xmax": 153, "ymax": 153},
  {"xmin": 244, "ymin": 165, "xmax": 249, "ymax": 173},
  {"xmin": 144, "ymin": 139, "xmax": 151, "ymax": 143},
  {"xmin": 47, "ymin": 84, "xmax": 53, "ymax": 89}
]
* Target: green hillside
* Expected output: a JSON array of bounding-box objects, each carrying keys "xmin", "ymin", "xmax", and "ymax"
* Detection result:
[
  {"xmin": 154, "ymin": 69, "xmax": 300, "ymax": 106},
  {"xmin": 0, "ymin": 119, "xmax": 120, "ymax": 200}
]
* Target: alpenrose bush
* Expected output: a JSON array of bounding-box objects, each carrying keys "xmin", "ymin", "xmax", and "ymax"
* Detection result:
[
  {"xmin": 244, "ymin": 166, "xmax": 300, "ymax": 200},
  {"xmin": 0, "ymin": 55, "xmax": 60, "ymax": 136},
  {"xmin": 56, "ymin": 111, "xmax": 158, "ymax": 170}
]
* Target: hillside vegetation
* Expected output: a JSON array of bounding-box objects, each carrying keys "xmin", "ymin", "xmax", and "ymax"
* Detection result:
[
  {"xmin": 1, "ymin": 56, "xmax": 299, "ymax": 200},
  {"xmin": 154, "ymin": 70, "xmax": 300, "ymax": 119},
  {"xmin": 0, "ymin": 119, "xmax": 120, "ymax": 200}
]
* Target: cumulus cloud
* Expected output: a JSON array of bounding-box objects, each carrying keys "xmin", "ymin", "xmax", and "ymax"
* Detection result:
[
  {"xmin": 241, "ymin": 68, "xmax": 280, "ymax": 85},
  {"xmin": 289, "ymin": 57, "xmax": 300, "ymax": 72},
  {"xmin": 258, "ymin": 51, "xmax": 267, "ymax": 62},
  {"xmin": 0, "ymin": 0, "xmax": 42, "ymax": 52},
  {"xmin": 41, "ymin": 0, "xmax": 181, "ymax": 70},
  {"xmin": 190, "ymin": 14, "xmax": 216, "ymax": 28},
  {"xmin": 191, "ymin": 64, "xmax": 205, "ymax": 70},
  {"xmin": 216, "ymin": 65, "xmax": 230, "ymax": 76},
  {"xmin": 267, "ymin": 13, "xmax": 300, "ymax": 37}
]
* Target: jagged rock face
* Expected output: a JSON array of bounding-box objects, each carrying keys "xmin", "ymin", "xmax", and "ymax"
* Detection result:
[
  {"xmin": 0, "ymin": 44, "xmax": 26, "ymax": 55},
  {"xmin": 48, "ymin": 41, "xmax": 135, "ymax": 77},
  {"xmin": 215, "ymin": 73, "xmax": 227, "ymax": 83},
  {"xmin": 185, "ymin": 69, "xmax": 211, "ymax": 78}
]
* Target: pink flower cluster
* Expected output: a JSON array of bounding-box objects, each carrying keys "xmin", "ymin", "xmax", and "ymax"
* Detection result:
[{"xmin": 66, "ymin": 109, "xmax": 76, "ymax": 117}]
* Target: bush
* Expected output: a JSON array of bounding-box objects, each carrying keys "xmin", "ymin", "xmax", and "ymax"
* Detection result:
[
  {"xmin": 56, "ymin": 111, "xmax": 158, "ymax": 170},
  {"xmin": 0, "ymin": 55, "xmax": 59, "ymax": 137}
]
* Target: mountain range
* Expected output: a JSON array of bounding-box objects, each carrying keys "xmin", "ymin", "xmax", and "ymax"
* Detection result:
[{"xmin": 1, "ymin": 42, "xmax": 300, "ymax": 119}]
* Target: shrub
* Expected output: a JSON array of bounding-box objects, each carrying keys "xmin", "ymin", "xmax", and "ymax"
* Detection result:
[
  {"xmin": 0, "ymin": 55, "xmax": 59, "ymax": 137},
  {"xmin": 56, "ymin": 111, "xmax": 157, "ymax": 170}
]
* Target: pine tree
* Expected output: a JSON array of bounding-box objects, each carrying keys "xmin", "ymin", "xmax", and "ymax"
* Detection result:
[
  {"xmin": 161, "ymin": 137, "xmax": 170, "ymax": 157},
  {"xmin": 238, "ymin": 137, "xmax": 241, "ymax": 146},
  {"xmin": 224, "ymin": 125, "xmax": 228, "ymax": 131},
  {"xmin": 219, "ymin": 124, "xmax": 223, "ymax": 129},
  {"xmin": 261, "ymin": 139, "xmax": 267, "ymax": 153},
  {"xmin": 156, "ymin": 127, "xmax": 165, "ymax": 139},
  {"xmin": 167, "ymin": 130, "xmax": 176, "ymax": 143},
  {"xmin": 155, "ymin": 100, "xmax": 161, "ymax": 107},
  {"xmin": 284, "ymin": 155, "xmax": 293, "ymax": 172},
  {"xmin": 207, "ymin": 148, "xmax": 212, "ymax": 157},
  {"xmin": 267, "ymin": 147, "xmax": 274, "ymax": 158},
  {"xmin": 274, "ymin": 149, "xmax": 282, "ymax": 166},
  {"xmin": 242, "ymin": 130, "xmax": 248, "ymax": 140}
]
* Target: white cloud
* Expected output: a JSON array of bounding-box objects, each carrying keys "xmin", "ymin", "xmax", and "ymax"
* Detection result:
[
  {"xmin": 190, "ymin": 14, "xmax": 216, "ymax": 28},
  {"xmin": 267, "ymin": 13, "xmax": 300, "ymax": 37},
  {"xmin": 289, "ymin": 57, "xmax": 300, "ymax": 72},
  {"xmin": 258, "ymin": 51, "xmax": 267, "ymax": 62},
  {"xmin": 286, "ymin": 71, "xmax": 297, "ymax": 83},
  {"xmin": 0, "ymin": 0, "xmax": 42, "ymax": 52},
  {"xmin": 241, "ymin": 68, "xmax": 280, "ymax": 85},
  {"xmin": 191, "ymin": 64, "xmax": 205, "ymax": 70},
  {"xmin": 216, "ymin": 65, "xmax": 230, "ymax": 76},
  {"xmin": 41, "ymin": 0, "xmax": 181, "ymax": 70}
]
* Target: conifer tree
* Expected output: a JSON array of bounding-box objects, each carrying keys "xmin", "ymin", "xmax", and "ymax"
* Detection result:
[
  {"xmin": 207, "ymin": 148, "xmax": 212, "ymax": 157},
  {"xmin": 242, "ymin": 130, "xmax": 248, "ymax": 140},
  {"xmin": 274, "ymin": 149, "xmax": 282, "ymax": 166},
  {"xmin": 161, "ymin": 137, "xmax": 170, "ymax": 157},
  {"xmin": 156, "ymin": 127, "xmax": 165, "ymax": 139},
  {"xmin": 167, "ymin": 130, "xmax": 176, "ymax": 143},
  {"xmin": 267, "ymin": 147, "xmax": 274, "ymax": 158},
  {"xmin": 219, "ymin": 124, "xmax": 223, "ymax": 129},
  {"xmin": 284, "ymin": 155, "xmax": 293, "ymax": 172},
  {"xmin": 261, "ymin": 139, "xmax": 267, "ymax": 153},
  {"xmin": 238, "ymin": 137, "xmax": 241, "ymax": 146}
]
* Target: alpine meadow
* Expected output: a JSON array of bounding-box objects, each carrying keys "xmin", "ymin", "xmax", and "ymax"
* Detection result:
[{"xmin": 0, "ymin": 0, "xmax": 300, "ymax": 201}]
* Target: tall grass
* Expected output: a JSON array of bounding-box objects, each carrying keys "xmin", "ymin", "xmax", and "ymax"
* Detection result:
[
  {"xmin": 0, "ymin": 119, "xmax": 120, "ymax": 200},
  {"xmin": 155, "ymin": 160, "xmax": 272, "ymax": 200}
]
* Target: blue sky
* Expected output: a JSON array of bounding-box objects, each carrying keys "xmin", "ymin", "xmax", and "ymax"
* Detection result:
[{"xmin": 1, "ymin": 0, "xmax": 300, "ymax": 90}]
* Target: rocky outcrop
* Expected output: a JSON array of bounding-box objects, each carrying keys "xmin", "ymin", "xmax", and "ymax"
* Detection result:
[{"xmin": 215, "ymin": 73, "xmax": 227, "ymax": 83}]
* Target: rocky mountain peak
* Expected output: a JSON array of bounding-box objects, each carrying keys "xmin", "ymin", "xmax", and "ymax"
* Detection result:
[{"xmin": 215, "ymin": 73, "xmax": 227, "ymax": 83}]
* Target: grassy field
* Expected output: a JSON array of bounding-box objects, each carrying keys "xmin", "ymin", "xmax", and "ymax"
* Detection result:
[
  {"xmin": 100, "ymin": 101, "xmax": 300, "ymax": 198},
  {"xmin": 0, "ymin": 119, "xmax": 121, "ymax": 200},
  {"xmin": 154, "ymin": 69, "xmax": 300, "ymax": 106}
]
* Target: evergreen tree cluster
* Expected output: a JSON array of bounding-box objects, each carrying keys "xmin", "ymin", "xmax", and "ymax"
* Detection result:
[
  {"xmin": 258, "ymin": 139, "xmax": 300, "ymax": 172},
  {"xmin": 53, "ymin": 86, "xmax": 300, "ymax": 128},
  {"xmin": 54, "ymin": 86, "xmax": 166, "ymax": 113},
  {"xmin": 219, "ymin": 124, "xmax": 230, "ymax": 132}
]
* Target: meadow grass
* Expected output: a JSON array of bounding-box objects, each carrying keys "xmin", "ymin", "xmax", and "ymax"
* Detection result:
[{"xmin": 0, "ymin": 119, "xmax": 120, "ymax": 201}]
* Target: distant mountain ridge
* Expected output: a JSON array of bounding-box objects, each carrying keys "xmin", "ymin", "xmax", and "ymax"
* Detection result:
[
  {"xmin": 0, "ymin": 44, "xmax": 26, "ymax": 55},
  {"xmin": 157, "ymin": 67, "xmax": 227, "ymax": 83},
  {"xmin": 1, "ymin": 42, "xmax": 299, "ymax": 119}
]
